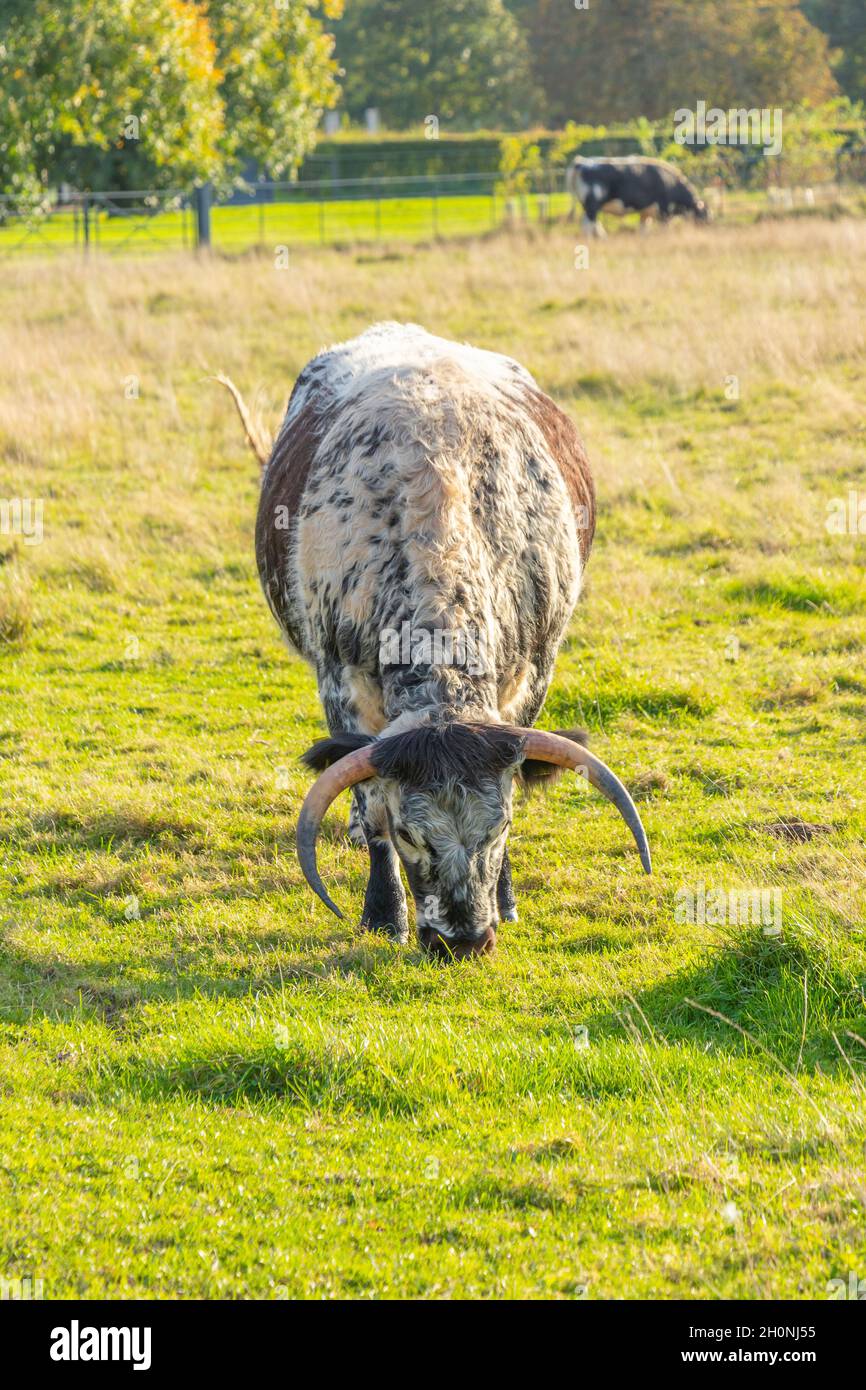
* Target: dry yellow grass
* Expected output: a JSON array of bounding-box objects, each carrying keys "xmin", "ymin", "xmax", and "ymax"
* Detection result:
[
  {"xmin": 1, "ymin": 216, "xmax": 864, "ymax": 440},
  {"xmin": 2, "ymin": 215, "xmax": 863, "ymax": 603}
]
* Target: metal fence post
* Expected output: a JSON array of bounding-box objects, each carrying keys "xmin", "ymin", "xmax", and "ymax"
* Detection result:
[
  {"xmin": 82, "ymin": 195, "xmax": 90, "ymax": 256},
  {"xmin": 194, "ymin": 182, "xmax": 213, "ymax": 249}
]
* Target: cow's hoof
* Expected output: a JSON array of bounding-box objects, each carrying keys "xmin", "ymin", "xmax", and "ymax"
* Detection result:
[
  {"xmin": 418, "ymin": 926, "xmax": 496, "ymax": 961},
  {"xmin": 499, "ymin": 907, "xmax": 519, "ymax": 923}
]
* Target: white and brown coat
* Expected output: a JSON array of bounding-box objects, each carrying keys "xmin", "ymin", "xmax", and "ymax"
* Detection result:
[{"xmin": 249, "ymin": 322, "xmax": 647, "ymax": 957}]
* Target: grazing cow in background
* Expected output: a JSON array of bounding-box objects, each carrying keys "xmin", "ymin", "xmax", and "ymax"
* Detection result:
[
  {"xmin": 222, "ymin": 323, "xmax": 651, "ymax": 960},
  {"xmin": 567, "ymin": 155, "xmax": 709, "ymax": 235}
]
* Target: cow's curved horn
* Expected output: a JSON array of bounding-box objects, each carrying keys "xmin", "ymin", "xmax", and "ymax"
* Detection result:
[
  {"xmin": 296, "ymin": 745, "xmax": 377, "ymax": 917},
  {"xmin": 520, "ymin": 729, "xmax": 652, "ymax": 874}
]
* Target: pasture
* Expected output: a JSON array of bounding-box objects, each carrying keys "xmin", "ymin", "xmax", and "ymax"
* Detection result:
[
  {"xmin": 2, "ymin": 183, "xmax": 859, "ymax": 259},
  {"xmin": 0, "ymin": 188, "xmax": 546, "ymax": 256},
  {"xmin": 1, "ymin": 216, "xmax": 865, "ymax": 1299}
]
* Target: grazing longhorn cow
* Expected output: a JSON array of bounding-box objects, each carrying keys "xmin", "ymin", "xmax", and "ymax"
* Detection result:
[
  {"xmin": 224, "ymin": 323, "xmax": 651, "ymax": 959},
  {"xmin": 567, "ymin": 156, "xmax": 709, "ymax": 236}
]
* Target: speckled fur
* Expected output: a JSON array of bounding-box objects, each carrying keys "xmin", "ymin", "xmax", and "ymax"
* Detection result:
[{"xmin": 257, "ymin": 322, "xmax": 595, "ymax": 945}]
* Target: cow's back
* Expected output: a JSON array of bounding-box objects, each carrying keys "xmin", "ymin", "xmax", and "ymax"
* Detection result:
[{"xmin": 256, "ymin": 323, "xmax": 593, "ymax": 725}]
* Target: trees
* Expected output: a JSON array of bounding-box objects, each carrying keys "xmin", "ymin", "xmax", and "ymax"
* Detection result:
[
  {"xmin": 802, "ymin": 1, "xmax": 866, "ymax": 102},
  {"xmin": 0, "ymin": 0, "xmax": 856, "ymax": 197},
  {"xmin": 206, "ymin": 0, "xmax": 343, "ymax": 180},
  {"xmin": 0, "ymin": 0, "xmax": 342, "ymax": 197},
  {"xmin": 517, "ymin": 0, "xmax": 838, "ymax": 127},
  {"xmin": 331, "ymin": 0, "xmax": 538, "ymax": 130},
  {"xmin": 0, "ymin": 0, "xmax": 223, "ymax": 197}
]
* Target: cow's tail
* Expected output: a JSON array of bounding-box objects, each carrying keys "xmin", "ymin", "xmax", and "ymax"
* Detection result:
[{"xmin": 213, "ymin": 374, "xmax": 272, "ymax": 471}]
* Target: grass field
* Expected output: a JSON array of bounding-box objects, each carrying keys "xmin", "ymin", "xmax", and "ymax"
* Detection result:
[
  {"xmin": 0, "ymin": 188, "xmax": 561, "ymax": 256},
  {"xmin": 2, "ymin": 182, "xmax": 861, "ymax": 258},
  {"xmin": 1, "ymin": 215, "xmax": 865, "ymax": 1299}
]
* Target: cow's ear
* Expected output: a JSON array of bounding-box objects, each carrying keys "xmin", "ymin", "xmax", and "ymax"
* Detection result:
[
  {"xmin": 301, "ymin": 731, "xmax": 375, "ymax": 772},
  {"xmin": 519, "ymin": 728, "xmax": 590, "ymax": 792}
]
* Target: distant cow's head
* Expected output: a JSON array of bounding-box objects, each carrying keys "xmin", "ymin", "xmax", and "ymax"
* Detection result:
[{"xmin": 297, "ymin": 722, "xmax": 651, "ymax": 960}]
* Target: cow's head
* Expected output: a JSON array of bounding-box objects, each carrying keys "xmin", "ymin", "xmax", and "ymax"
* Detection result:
[{"xmin": 297, "ymin": 722, "xmax": 651, "ymax": 960}]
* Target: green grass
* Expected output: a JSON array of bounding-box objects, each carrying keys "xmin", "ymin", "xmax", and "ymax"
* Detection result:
[
  {"xmin": 0, "ymin": 190, "xmax": 562, "ymax": 257},
  {"xmin": 1, "ymin": 216, "xmax": 865, "ymax": 1298},
  {"xmin": 2, "ymin": 184, "xmax": 860, "ymax": 258}
]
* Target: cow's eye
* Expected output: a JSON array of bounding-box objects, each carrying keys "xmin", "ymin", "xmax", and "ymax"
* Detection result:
[{"xmin": 395, "ymin": 827, "xmax": 424, "ymax": 857}]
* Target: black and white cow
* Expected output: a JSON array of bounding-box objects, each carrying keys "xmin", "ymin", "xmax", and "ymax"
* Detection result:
[
  {"xmin": 224, "ymin": 323, "xmax": 651, "ymax": 959},
  {"xmin": 567, "ymin": 156, "xmax": 709, "ymax": 236}
]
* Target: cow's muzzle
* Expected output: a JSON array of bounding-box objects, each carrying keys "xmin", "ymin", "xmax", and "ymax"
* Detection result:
[{"xmin": 419, "ymin": 925, "xmax": 496, "ymax": 961}]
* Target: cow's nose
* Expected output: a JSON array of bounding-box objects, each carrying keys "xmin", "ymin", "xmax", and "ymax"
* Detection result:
[{"xmin": 419, "ymin": 925, "xmax": 496, "ymax": 961}]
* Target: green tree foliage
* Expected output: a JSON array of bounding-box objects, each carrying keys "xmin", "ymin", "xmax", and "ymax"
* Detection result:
[
  {"xmin": 207, "ymin": 0, "xmax": 343, "ymax": 180},
  {"xmin": 802, "ymin": 1, "xmax": 866, "ymax": 101},
  {"xmin": 656, "ymin": 97, "xmax": 863, "ymax": 189},
  {"xmin": 0, "ymin": 0, "xmax": 224, "ymax": 197},
  {"xmin": 0, "ymin": 0, "xmax": 341, "ymax": 197},
  {"xmin": 769, "ymin": 97, "xmax": 855, "ymax": 184},
  {"xmin": 497, "ymin": 133, "xmax": 542, "ymax": 197},
  {"xmin": 332, "ymin": 0, "xmax": 538, "ymax": 130},
  {"xmin": 517, "ymin": 0, "xmax": 839, "ymax": 127}
]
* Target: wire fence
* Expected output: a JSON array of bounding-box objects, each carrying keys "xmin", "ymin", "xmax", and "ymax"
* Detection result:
[
  {"xmin": 0, "ymin": 167, "xmax": 859, "ymax": 258},
  {"xmin": 0, "ymin": 188, "xmax": 194, "ymax": 256},
  {"xmin": 0, "ymin": 170, "xmax": 572, "ymax": 258}
]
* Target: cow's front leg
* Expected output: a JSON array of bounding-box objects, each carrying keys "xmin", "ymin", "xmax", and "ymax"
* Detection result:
[
  {"xmin": 581, "ymin": 203, "xmax": 605, "ymax": 238},
  {"xmin": 354, "ymin": 786, "xmax": 409, "ymax": 943},
  {"xmin": 346, "ymin": 794, "xmax": 366, "ymax": 847},
  {"xmin": 497, "ymin": 845, "xmax": 518, "ymax": 924}
]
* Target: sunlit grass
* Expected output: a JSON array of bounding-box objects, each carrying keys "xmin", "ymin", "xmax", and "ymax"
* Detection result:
[{"xmin": 0, "ymin": 215, "xmax": 864, "ymax": 1298}]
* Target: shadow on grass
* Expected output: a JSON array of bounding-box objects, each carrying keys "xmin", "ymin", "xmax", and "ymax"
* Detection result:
[
  {"xmin": 15, "ymin": 808, "xmax": 210, "ymax": 852},
  {"xmin": 4, "ymin": 833, "xmax": 864, "ymax": 1112},
  {"xmin": 7, "ymin": 803, "xmax": 364, "ymax": 869},
  {"xmin": 0, "ymin": 934, "xmax": 398, "ymax": 1017},
  {"xmin": 590, "ymin": 929, "xmax": 866, "ymax": 1075},
  {"xmin": 0, "ymin": 911, "xmax": 442, "ymax": 1031},
  {"xmin": 112, "ymin": 1041, "xmax": 425, "ymax": 1116},
  {"xmin": 68, "ymin": 934, "xmax": 866, "ymax": 1114},
  {"xmin": 545, "ymin": 683, "xmax": 712, "ymax": 729}
]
